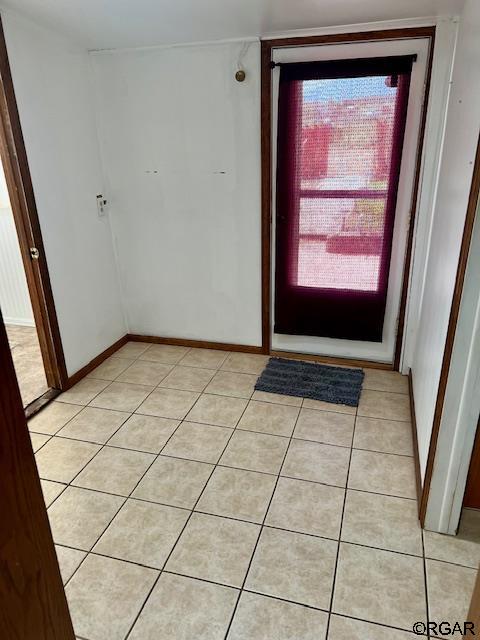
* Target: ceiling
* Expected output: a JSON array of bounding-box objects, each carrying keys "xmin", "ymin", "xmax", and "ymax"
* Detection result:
[{"xmin": 1, "ymin": 0, "xmax": 465, "ymax": 50}]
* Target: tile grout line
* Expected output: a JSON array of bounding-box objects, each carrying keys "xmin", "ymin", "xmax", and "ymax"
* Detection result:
[
  {"xmin": 37, "ymin": 351, "xmax": 422, "ymax": 638},
  {"xmin": 111, "ymin": 346, "xmax": 263, "ymax": 384},
  {"xmin": 241, "ymin": 591, "xmax": 429, "ymax": 636},
  {"xmin": 62, "ymin": 498, "xmax": 127, "ymax": 589},
  {"xmin": 62, "ymin": 386, "xmax": 210, "ymax": 591},
  {"xmin": 60, "ymin": 552, "xmax": 434, "ymax": 637},
  {"xmin": 56, "ymin": 363, "xmax": 187, "ymax": 588},
  {"xmin": 39, "ymin": 432, "xmax": 417, "ymax": 516},
  {"xmin": 44, "ymin": 400, "xmax": 412, "ymax": 425},
  {"xmin": 42, "ymin": 482, "xmax": 68, "ymax": 511},
  {"xmin": 37, "ymin": 385, "xmax": 410, "ymax": 430},
  {"xmin": 60, "ymin": 352, "xmax": 209, "ymax": 499},
  {"xmin": 324, "ymin": 404, "xmax": 358, "ymax": 639},
  {"xmin": 122, "ymin": 387, "xmax": 255, "ymax": 640},
  {"xmin": 35, "ymin": 393, "xmax": 412, "ymax": 430},
  {"xmin": 38, "ymin": 397, "xmax": 416, "ymax": 524},
  {"xmin": 53, "ymin": 343, "xmax": 409, "ymax": 402},
  {"xmin": 47, "ymin": 461, "xmax": 420, "ymax": 508},
  {"xmin": 63, "ymin": 421, "xmax": 190, "ymax": 596},
  {"xmin": 39, "ymin": 438, "xmax": 417, "ymax": 502},
  {"xmin": 35, "ymin": 389, "xmax": 143, "ymax": 508},
  {"xmin": 46, "ymin": 410, "xmax": 133, "ymax": 516},
  {"xmin": 37, "ymin": 374, "xmax": 415, "ymax": 535},
  {"xmin": 31, "ymin": 432, "xmax": 53, "ymax": 454},
  {"xmin": 119, "ymin": 355, "xmax": 219, "ymax": 389},
  {"xmin": 57, "ymin": 542, "xmax": 439, "ymax": 640},
  {"xmin": 71, "ymin": 422, "xmax": 187, "ymax": 583},
  {"xmin": 43, "ymin": 425, "xmax": 415, "ymax": 459},
  {"xmin": 422, "ymin": 529, "xmax": 432, "ymax": 639},
  {"xmin": 65, "ymin": 343, "xmax": 196, "ymax": 415},
  {"xmin": 54, "ymin": 490, "xmax": 475, "ymax": 569},
  {"xmin": 61, "ymin": 478, "xmax": 131, "ymax": 588},
  {"xmin": 86, "ymin": 350, "xmax": 262, "ymax": 423},
  {"xmin": 222, "ymin": 398, "xmax": 305, "ymax": 639},
  {"xmin": 361, "ymin": 388, "xmax": 410, "ymax": 396}
]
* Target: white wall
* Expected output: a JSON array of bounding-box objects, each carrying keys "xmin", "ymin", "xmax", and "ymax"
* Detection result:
[
  {"xmin": 2, "ymin": 11, "xmax": 126, "ymax": 374},
  {"xmin": 0, "ymin": 209, "xmax": 34, "ymax": 326},
  {"xmin": 92, "ymin": 41, "xmax": 262, "ymax": 346},
  {"xmin": 0, "ymin": 163, "xmax": 33, "ymax": 325},
  {"xmin": 411, "ymin": 0, "xmax": 480, "ymax": 481},
  {"xmin": 401, "ymin": 18, "xmax": 458, "ymax": 372},
  {"xmin": 425, "ymin": 197, "xmax": 480, "ymax": 533}
]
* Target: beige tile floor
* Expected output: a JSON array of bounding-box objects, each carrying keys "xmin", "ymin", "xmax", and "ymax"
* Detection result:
[
  {"xmin": 28, "ymin": 343, "xmax": 480, "ymax": 640},
  {"xmin": 7, "ymin": 323, "xmax": 48, "ymax": 407}
]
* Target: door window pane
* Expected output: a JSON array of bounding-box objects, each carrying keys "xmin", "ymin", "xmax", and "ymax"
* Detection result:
[
  {"xmin": 295, "ymin": 75, "xmax": 398, "ymax": 292},
  {"xmin": 301, "ymin": 76, "xmax": 397, "ymax": 188},
  {"xmin": 298, "ymin": 197, "xmax": 386, "ymax": 291}
]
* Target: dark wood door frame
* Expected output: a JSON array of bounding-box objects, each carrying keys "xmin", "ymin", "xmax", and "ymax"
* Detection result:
[
  {"xmin": 468, "ymin": 566, "xmax": 480, "ymax": 629},
  {"xmin": 0, "ymin": 17, "xmax": 68, "ymax": 392},
  {"xmin": 463, "ymin": 415, "xmax": 480, "ymax": 509},
  {"xmin": 261, "ymin": 27, "xmax": 435, "ymax": 368},
  {"xmin": 419, "ymin": 133, "xmax": 480, "ymax": 525},
  {"xmin": 0, "ymin": 310, "xmax": 75, "ymax": 639}
]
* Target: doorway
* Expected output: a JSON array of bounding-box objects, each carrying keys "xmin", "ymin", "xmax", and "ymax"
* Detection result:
[
  {"xmin": 464, "ymin": 417, "xmax": 480, "ymax": 509},
  {"xmin": 0, "ymin": 17, "xmax": 67, "ymax": 411},
  {"xmin": 0, "ymin": 163, "xmax": 48, "ymax": 406},
  {"xmin": 262, "ymin": 30, "xmax": 434, "ymax": 366}
]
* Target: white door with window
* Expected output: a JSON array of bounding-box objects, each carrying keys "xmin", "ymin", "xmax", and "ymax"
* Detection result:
[{"xmin": 270, "ymin": 38, "xmax": 430, "ymax": 364}]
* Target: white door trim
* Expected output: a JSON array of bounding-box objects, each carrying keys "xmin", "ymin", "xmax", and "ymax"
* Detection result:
[{"xmin": 400, "ymin": 18, "xmax": 459, "ymax": 373}]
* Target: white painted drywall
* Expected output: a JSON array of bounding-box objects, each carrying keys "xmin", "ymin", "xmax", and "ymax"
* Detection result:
[
  {"xmin": 2, "ymin": 10, "xmax": 126, "ymax": 375},
  {"xmin": 0, "ymin": 0, "xmax": 465, "ymax": 49},
  {"xmin": 400, "ymin": 18, "xmax": 458, "ymax": 373},
  {"xmin": 425, "ymin": 197, "xmax": 480, "ymax": 533},
  {"xmin": 91, "ymin": 41, "xmax": 262, "ymax": 346},
  {"xmin": 411, "ymin": 0, "xmax": 480, "ymax": 481},
  {"xmin": 0, "ymin": 209, "xmax": 34, "ymax": 326},
  {"xmin": 0, "ymin": 166, "xmax": 34, "ymax": 325}
]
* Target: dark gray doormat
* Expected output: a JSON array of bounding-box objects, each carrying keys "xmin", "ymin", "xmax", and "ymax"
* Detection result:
[{"xmin": 255, "ymin": 357, "xmax": 364, "ymax": 407}]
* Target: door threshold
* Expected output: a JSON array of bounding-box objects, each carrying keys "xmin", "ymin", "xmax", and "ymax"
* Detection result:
[
  {"xmin": 25, "ymin": 388, "xmax": 61, "ymax": 420},
  {"xmin": 270, "ymin": 349, "xmax": 394, "ymax": 370}
]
